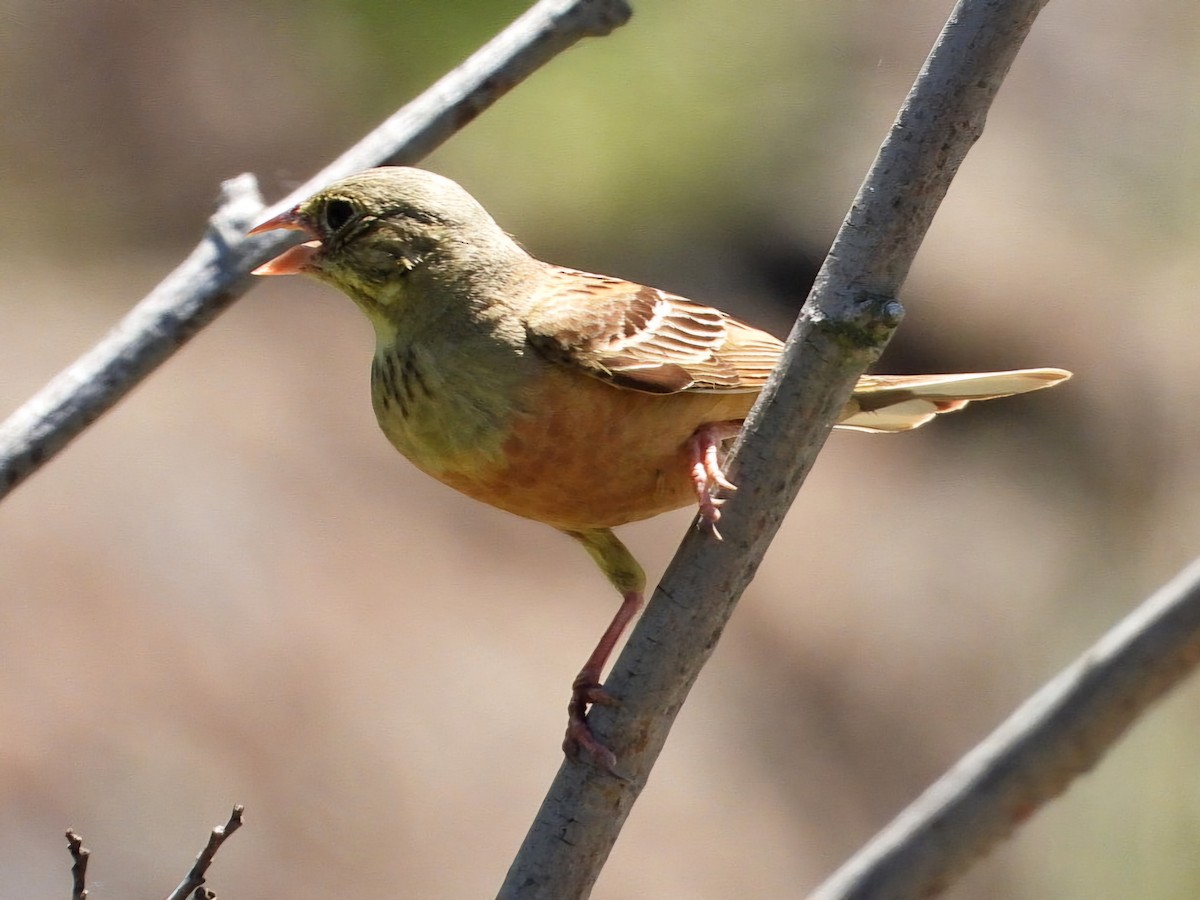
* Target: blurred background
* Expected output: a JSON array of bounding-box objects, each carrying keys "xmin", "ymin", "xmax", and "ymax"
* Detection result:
[{"xmin": 2, "ymin": 0, "xmax": 1199, "ymax": 897}]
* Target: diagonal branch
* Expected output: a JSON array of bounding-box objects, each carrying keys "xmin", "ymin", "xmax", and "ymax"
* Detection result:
[
  {"xmin": 0, "ymin": 0, "xmax": 632, "ymax": 500},
  {"xmin": 499, "ymin": 0, "xmax": 1052, "ymax": 897},
  {"xmin": 808, "ymin": 555, "xmax": 1200, "ymax": 898}
]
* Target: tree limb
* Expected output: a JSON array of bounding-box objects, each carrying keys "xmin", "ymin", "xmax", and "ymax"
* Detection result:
[
  {"xmin": 0, "ymin": 0, "xmax": 632, "ymax": 500},
  {"xmin": 808, "ymin": 555, "xmax": 1200, "ymax": 899},
  {"xmin": 499, "ymin": 0, "xmax": 1052, "ymax": 897}
]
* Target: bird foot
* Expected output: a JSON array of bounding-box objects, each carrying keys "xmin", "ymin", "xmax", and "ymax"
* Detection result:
[
  {"xmin": 687, "ymin": 422, "xmax": 742, "ymax": 538},
  {"xmin": 563, "ymin": 677, "xmax": 624, "ymax": 777}
]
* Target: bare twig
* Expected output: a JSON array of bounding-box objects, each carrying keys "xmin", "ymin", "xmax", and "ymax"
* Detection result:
[
  {"xmin": 66, "ymin": 829, "xmax": 89, "ymax": 900},
  {"xmin": 164, "ymin": 805, "xmax": 245, "ymax": 900},
  {"xmin": 809, "ymin": 556, "xmax": 1200, "ymax": 899},
  {"xmin": 498, "ymin": 0, "xmax": 1052, "ymax": 897},
  {"xmin": 0, "ymin": 0, "xmax": 632, "ymax": 501}
]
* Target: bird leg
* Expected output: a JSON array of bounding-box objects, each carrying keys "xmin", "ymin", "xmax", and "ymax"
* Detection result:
[
  {"xmin": 562, "ymin": 528, "xmax": 646, "ymax": 774},
  {"xmin": 686, "ymin": 421, "xmax": 743, "ymax": 535}
]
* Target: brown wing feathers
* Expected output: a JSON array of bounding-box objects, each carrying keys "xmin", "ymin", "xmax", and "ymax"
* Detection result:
[{"xmin": 525, "ymin": 267, "xmax": 781, "ymax": 395}]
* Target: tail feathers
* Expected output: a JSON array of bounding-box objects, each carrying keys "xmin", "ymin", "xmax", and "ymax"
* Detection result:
[{"xmin": 837, "ymin": 368, "xmax": 1071, "ymax": 433}]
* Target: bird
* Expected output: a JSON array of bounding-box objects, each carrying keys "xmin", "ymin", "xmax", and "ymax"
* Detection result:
[{"xmin": 249, "ymin": 166, "xmax": 1071, "ymax": 772}]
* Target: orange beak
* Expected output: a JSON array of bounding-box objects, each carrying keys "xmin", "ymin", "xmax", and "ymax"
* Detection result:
[{"xmin": 249, "ymin": 208, "xmax": 322, "ymax": 276}]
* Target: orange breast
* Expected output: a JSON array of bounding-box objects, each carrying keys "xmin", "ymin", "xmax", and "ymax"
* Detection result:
[{"xmin": 430, "ymin": 366, "xmax": 758, "ymax": 530}]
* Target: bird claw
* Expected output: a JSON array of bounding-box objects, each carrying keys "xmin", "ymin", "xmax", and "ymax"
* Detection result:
[
  {"xmin": 564, "ymin": 680, "xmax": 625, "ymax": 777},
  {"xmin": 563, "ymin": 720, "xmax": 622, "ymax": 776},
  {"xmin": 696, "ymin": 515, "xmax": 724, "ymax": 542},
  {"xmin": 572, "ymin": 676, "xmax": 618, "ymax": 708},
  {"xmin": 687, "ymin": 421, "xmax": 742, "ymax": 537}
]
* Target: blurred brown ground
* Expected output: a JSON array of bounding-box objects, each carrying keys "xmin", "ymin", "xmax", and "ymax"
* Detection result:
[{"xmin": 3, "ymin": 1, "xmax": 1200, "ymax": 897}]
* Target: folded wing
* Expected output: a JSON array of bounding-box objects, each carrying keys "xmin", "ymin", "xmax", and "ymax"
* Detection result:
[{"xmin": 523, "ymin": 267, "xmax": 781, "ymax": 394}]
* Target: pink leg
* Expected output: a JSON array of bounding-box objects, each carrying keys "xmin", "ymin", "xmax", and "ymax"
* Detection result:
[
  {"xmin": 564, "ymin": 588, "xmax": 644, "ymax": 773},
  {"xmin": 686, "ymin": 421, "xmax": 743, "ymax": 536},
  {"xmin": 562, "ymin": 529, "xmax": 647, "ymax": 774}
]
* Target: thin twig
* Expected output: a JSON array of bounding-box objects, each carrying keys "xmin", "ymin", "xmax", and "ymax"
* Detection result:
[
  {"xmin": 498, "ymin": 0, "xmax": 1051, "ymax": 897},
  {"xmin": 66, "ymin": 829, "xmax": 89, "ymax": 900},
  {"xmin": 0, "ymin": 0, "xmax": 632, "ymax": 501},
  {"xmin": 164, "ymin": 805, "xmax": 245, "ymax": 900},
  {"xmin": 809, "ymin": 556, "xmax": 1200, "ymax": 898}
]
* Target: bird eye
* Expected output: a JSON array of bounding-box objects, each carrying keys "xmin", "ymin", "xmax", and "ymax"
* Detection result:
[{"xmin": 322, "ymin": 198, "xmax": 356, "ymax": 233}]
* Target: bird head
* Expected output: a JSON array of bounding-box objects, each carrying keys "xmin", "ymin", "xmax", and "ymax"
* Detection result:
[{"xmin": 250, "ymin": 167, "xmax": 532, "ymax": 323}]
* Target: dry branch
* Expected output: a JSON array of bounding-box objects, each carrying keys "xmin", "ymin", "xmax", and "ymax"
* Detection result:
[
  {"xmin": 63, "ymin": 809, "xmax": 244, "ymax": 900},
  {"xmin": 809, "ymin": 556, "xmax": 1200, "ymax": 898},
  {"xmin": 165, "ymin": 805, "xmax": 245, "ymax": 900},
  {"xmin": 66, "ymin": 830, "xmax": 88, "ymax": 900}
]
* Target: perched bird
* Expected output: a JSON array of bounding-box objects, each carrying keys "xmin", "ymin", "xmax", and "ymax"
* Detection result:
[{"xmin": 250, "ymin": 167, "xmax": 1070, "ymax": 771}]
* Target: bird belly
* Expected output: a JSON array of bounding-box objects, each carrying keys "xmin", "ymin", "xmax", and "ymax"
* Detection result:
[{"xmin": 418, "ymin": 367, "xmax": 757, "ymax": 531}]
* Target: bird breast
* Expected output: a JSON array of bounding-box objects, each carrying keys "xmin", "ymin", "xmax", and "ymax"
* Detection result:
[{"xmin": 370, "ymin": 333, "xmax": 529, "ymax": 476}]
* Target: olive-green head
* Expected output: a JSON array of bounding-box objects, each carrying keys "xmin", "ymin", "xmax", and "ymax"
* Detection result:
[{"xmin": 252, "ymin": 167, "xmax": 532, "ymax": 323}]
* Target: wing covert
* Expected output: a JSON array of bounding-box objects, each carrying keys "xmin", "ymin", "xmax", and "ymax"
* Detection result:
[{"xmin": 523, "ymin": 266, "xmax": 782, "ymax": 395}]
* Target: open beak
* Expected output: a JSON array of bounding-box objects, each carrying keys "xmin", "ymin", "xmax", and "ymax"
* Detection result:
[{"xmin": 249, "ymin": 208, "xmax": 322, "ymax": 276}]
